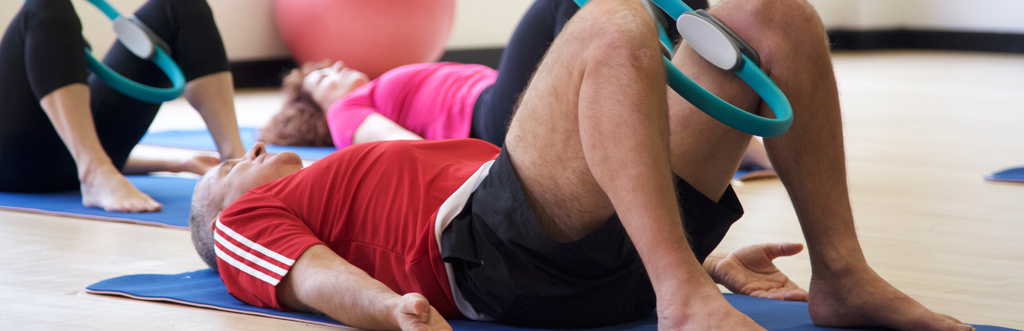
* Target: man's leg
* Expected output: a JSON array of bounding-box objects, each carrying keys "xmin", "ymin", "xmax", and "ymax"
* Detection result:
[
  {"xmin": 504, "ymin": 0, "xmax": 759, "ymax": 328},
  {"xmin": 664, "ymin": 0, "xmax": 971, "ymax": 329},
  {"xmin": 473, "ymin": 0, "xmax": 709, "ymax": 147}
]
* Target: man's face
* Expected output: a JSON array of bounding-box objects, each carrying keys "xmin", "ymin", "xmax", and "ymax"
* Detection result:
[{"xmin": 201, "ymin": 142, "xmax": 304, "ymax": 209}]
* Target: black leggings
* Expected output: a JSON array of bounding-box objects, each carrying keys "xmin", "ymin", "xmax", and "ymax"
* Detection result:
[
  {"xmin": 0, "ymin": 0, "xmax": 229, "ymax": 192},
  {"xmin": 470, "ymin": 0, "xmax": 706, "ymax": 147}
]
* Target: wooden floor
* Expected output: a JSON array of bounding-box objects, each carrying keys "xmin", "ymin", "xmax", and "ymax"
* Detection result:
[{"xmin": 2, "ymin": 50, "xmax": 1022, "ymax": 330}]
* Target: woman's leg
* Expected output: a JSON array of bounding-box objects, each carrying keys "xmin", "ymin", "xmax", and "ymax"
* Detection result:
[
  {"xmin": 81, "ymin": 0, "xmax": 242, "ymax": 210},
  {"xmin": 0, "ymin": 0, "xmax": 87, "ymax": 192},
  {"xmin": 93, "ymin": 0, "xmax": 243, "ymax": 169},
  {"xmin": 85, "ymin": 0, "xmax": 242, "ymax": 210},
  {"xmin": 0, "ymin": 0, "xmax": 239, "ymax": 211},
  {"xmin": 44, "ymin": 85, "xmax": 165, "ymax": 211},
  {"xmin": 0, "ymin": 0, "xmax": 161, "ymax": 211}
]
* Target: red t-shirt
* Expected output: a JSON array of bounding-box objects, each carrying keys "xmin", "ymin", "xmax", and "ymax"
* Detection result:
[{"xmin": 215, "ymin": 139, "xmax": 500, "ymax": 318}]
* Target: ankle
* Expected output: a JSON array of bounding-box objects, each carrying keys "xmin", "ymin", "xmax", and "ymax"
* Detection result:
[
  {"xmin": 656, "ymin": 286, "xmax": 726, "ymax": 318},
  {"xmin": 657, "ymin": 292, "xmax": 747, "ymax": 330},
  {"xmin": 808, "ymin": 244, "xmax": 870, "ymax": 278},
  {"xmin": 78, "ymin": 159, "xmax": 119, "ymax": 183}
]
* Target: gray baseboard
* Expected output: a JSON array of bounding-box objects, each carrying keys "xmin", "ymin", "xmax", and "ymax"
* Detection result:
[{"xmin": 828, "ymin": 29, "xmax": 1024, "ymax": 53}]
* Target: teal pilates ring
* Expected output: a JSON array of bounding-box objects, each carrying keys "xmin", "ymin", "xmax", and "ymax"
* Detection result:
[
  {"xmin": 573, "ymin": 0, "xmax": 793, "ymax": 137},
  {"xmin": 23, "ymin": 0, "xmax": 186, "ymax": 103}
]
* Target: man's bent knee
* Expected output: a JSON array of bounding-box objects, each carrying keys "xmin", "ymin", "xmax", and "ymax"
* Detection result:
[
  {"xmin": 569, "ymin": 0, "xmax": 665, "ymax": 81},
  {"xmin": 710, "ymin": 0, "xmax": 827, "ymax": 60}
]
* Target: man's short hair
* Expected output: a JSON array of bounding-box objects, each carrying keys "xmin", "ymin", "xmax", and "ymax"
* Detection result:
[{"xmin": 188, "ymin": 176, "xmax": 222, "ymax": 272}]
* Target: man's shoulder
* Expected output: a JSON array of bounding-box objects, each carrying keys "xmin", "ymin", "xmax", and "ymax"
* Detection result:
[{"xmin": 320, "ymin": 139, "xmax": 500, "ymax": 166}]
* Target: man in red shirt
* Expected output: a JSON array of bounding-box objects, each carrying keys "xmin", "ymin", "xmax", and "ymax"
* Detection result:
[{"xmin": 188, "ymin": 0, "xmax": 973, "ymax": 330}]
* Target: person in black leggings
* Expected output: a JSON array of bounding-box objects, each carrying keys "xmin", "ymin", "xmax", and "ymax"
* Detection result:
[{"xmin": 0, "ymin": 0, "xmax": 244, "ymax": 212}]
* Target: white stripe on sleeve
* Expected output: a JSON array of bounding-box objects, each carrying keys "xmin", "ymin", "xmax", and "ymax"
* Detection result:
[
  {"xmin": 214, "ymin": 231, "xmax": 288, "ymax": 277},
  {"xmin": 216, "ymin": 221, "xmax": 296, "ymax": 265},
  {"xmin": 214, "ymin": 245, "xmax": 282, "ymax": 286}
]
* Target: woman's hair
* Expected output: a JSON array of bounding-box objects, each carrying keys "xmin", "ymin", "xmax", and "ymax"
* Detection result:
[{"xmin": 258, "ymin": 62, "xmax": 335, "ymax": 147}]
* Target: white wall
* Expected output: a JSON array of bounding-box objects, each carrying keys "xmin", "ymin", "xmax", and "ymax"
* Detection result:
[
  {"xmin": 903, "ymin": 0, "xmax": 1024, "ymax": 33},
  {"xmin": 449, "ymin": 0, "xmax": 533, "ymax": 49},
  {"xmin": 807, "ymin": 0, "xmax": 905, "ymax": 30},
  {"xmin": 0, "ymin": 0, "xmax": 531, "ymax": 61},
  {"xmin": 3, "ymin": 0, "xmax": 1024, "ymax": 62},
  {"xmin": 208, "ymin": 0, "xmax": 288, "ymax": 61},
  {"xmin": 211, "ymin": 0, "xmax": 536, "ymax": 60},
  {"xmin": 807, "ymin": 0, "xmax": 1024, "ymax": 33}
]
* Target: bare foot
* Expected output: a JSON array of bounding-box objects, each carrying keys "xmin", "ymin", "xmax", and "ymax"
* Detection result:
[
  {"xmin": 808, "ymin": 268, "xmax": 974, "ymax": 331},
  {"xmin": 179, "ymin": 155, "xmax": 221, "ymax": 175},
  {"xmin": 80, "ymin": 165, "xmax": 162, "ymax": 213},
  {"xmin": 658, "ymin": 292, "xmax": 766, "ymax": 331}
]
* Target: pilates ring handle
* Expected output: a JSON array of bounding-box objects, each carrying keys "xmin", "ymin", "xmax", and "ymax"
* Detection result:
[
  {"xmin": 23, "ymin": 0, "xmax": 186, "ymax": 103},
  {"xmin": 573, "ymin": 0, "xmax": 793, "ymax": 137}
]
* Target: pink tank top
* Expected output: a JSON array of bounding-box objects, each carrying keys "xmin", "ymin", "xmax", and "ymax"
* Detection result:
[{"xmin": 326, "ymin": 62, "xmax": 498, "ymax": 149}]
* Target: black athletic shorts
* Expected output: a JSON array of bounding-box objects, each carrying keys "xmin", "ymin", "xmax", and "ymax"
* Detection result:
[{"xmin": 441, "ymin": 146, "xmax": 743, "ymax": 328}]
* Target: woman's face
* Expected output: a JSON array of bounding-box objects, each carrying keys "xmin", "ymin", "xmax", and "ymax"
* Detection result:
[{"xmin": 302, "ymin": 61, "xmax": 370, "ymax": 109}]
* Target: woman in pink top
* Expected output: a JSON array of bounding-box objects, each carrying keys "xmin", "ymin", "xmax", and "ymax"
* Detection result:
[
  {"xmin": 326, "ymin": 62, "xmax": 496, "ymax": 149},
  {"xmin": 260, "ymin": 0, "xmax": 585, "ymax": 150},
  {"xmin": 260, "ymin": 61, "xmax": 500, "ymax": 149}
]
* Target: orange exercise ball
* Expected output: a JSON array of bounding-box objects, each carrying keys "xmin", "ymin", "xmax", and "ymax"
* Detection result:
[{"xmin": 274, "ymin": 0, "xmax": 455, "ymax": 79}]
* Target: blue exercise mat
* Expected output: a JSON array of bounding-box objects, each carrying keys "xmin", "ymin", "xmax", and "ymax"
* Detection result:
[
  {"xmin": 0, "ymin": 175, "xmax": 194, "ymax": 229},
  {"xmin": 985, "ymin": 166, "xmax": 1024, "ymax": 183},
  {"xmin": 141, "ymin": 127, "xmax": 336, "ymax": 160},
  {"xmin": 85, "ymin": 269, "xmax": 1018, "ymax": 331},
  {"xmin": 733, "ymin": 166, "xmax": 776, "ymax": 181},
  {"xmin": 146, "ymin": 128, "xmax": 773, "ymax": 181}
]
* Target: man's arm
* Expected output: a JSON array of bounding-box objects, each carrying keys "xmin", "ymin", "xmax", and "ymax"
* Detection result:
[{"xmin": 276, "ymin": 245, "xmax": 452, "ymax": 331}]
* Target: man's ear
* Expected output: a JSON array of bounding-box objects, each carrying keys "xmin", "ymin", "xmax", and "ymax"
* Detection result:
[{"xmin": 209, "ymin": 212, "xmax": 222, "ymax": 233}]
